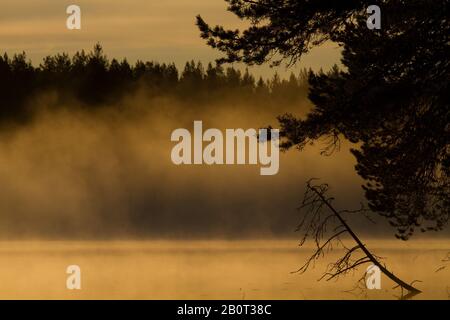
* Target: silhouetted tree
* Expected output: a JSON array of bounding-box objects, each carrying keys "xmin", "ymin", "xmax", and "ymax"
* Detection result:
[
  {"xmin": 297, "ymin": 180, "xmax": 421, "ymax": 299},
  {"xmin": 197, "ymin": 0, "xmax": 449, "ymax": 239},
  {"xmin": 241, "ymin": 68, "xmax": 255, "ymax": 93},
  {"xmin": 205, "ymin": 63, "xmax": 225, "ymax": 91},
  {"xmin": 0, "ymin": 52, "xmax": 36, "ymax": 122}
]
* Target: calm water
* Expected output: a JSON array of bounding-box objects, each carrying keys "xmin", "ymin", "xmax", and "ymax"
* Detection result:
[{"xmin": 0, "ymin": 239, "xmax": 448, "ymax": 299}]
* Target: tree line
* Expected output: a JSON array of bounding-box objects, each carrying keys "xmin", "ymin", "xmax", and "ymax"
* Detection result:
[{"xmin": 0, "ymin": 44, "xmax": 310, "ymax": 125}]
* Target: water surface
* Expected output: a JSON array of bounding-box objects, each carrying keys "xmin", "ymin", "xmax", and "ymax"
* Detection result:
[{"xmin": 0, "ymin": 239, "xmax": 448, "ymax": 299}]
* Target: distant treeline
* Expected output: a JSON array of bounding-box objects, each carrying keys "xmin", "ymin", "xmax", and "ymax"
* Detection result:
[{"xmin": 0, "ymin": 44, "xmax": 310, "ymax": 124}]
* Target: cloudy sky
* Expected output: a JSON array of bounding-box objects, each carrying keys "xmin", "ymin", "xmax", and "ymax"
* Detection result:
[{"xmin": 1, "ymin": 0, "xmax": 341, "ymax": 78}]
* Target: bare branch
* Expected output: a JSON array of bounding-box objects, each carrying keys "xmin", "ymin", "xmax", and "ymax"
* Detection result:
[{"xmin": 295, "ymin": 179, "xmax": 422, "ymax": 299}]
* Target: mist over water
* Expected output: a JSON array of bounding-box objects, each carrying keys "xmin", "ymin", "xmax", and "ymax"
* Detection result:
[
  {"xmin": 0, "ymin": 239, "xmax": 448, "ymax": 299},
  {"xmin": 0, "ymin": 0, "xmax": 448, "ymax": 302},
  {"xmin": 0, "ymin": 88, "xmax": 384, "ymax": 239}
]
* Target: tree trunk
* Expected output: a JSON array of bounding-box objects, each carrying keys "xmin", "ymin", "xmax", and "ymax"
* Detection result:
[{"xmin": 309, "ymin": 184, "xmax": 422, "ymax": 298}]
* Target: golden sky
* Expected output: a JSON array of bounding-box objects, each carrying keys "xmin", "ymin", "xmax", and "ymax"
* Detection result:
[{"xmin": 1, "ymin": 0, "xmax": 341, "ymax": 78}]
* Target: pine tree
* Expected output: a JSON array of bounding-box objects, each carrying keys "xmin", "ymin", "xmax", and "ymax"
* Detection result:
[{"xmin": 197, "ymin": 0, "xmax": 449, "ymax": 239}]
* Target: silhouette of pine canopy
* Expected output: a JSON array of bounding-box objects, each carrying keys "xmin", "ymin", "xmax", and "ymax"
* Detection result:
[
  {"xmin": 0, "ymin": 43, "xmax": 309, "ymax": 124},
  {"xmin": 197, "ymin": 0, "xmax": 449, "ymax": 239}
]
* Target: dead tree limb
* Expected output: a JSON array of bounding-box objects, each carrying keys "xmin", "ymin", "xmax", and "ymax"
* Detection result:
[{"xmin": 294, "ymin": 179, "xmax": 422, "ymax": 299}]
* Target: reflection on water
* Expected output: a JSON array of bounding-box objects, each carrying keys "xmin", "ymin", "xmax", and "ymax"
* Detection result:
[{"xmin": 0, "ymin": 240, "xmax": 448, "ymax": 300}]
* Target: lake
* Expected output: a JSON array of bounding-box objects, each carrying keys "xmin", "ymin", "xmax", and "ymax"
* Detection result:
[{"xmin": 0, "ymin": 239, "xmax": 448, "ymax": 299}]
